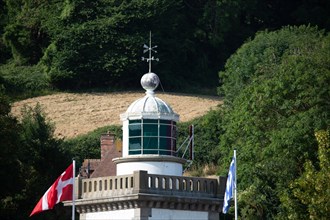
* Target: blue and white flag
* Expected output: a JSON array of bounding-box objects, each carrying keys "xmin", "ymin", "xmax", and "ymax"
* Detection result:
[{"xmin": 222, "ymin": 155, "xmax": 236, "ymax": 214}]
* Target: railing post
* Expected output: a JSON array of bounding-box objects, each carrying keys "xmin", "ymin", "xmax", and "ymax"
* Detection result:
[
  {"xmin": 76, "ymin": 177, "xmax": 83, "ymax": 199},
  {"xmin": 133, "ymin": 170, "xmax": 148, "ymax": 194},
  {"xmin": 217, "ymin": 176, "xmax": 227, "ymax": 198}
]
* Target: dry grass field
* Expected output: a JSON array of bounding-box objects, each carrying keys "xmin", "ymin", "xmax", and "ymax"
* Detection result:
[{"xmin": 11, "ymin": 91, "xmax": 222, "ymax": 138}]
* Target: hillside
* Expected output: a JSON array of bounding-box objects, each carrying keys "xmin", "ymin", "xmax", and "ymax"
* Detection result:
[{"xmin": 11, "ymin": 92, "xmax": 222, "ymax": 138}]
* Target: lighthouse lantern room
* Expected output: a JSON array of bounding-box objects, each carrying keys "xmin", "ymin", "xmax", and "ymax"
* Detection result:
[{"xmin": 115, "ymin": 70, "xmax": 185, "ymax": 176}]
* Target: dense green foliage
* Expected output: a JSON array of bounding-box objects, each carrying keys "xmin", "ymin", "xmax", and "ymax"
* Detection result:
[
  {"xmin": 217, "ymin": 26, "xmax": 330, "ymax": 219},
  {"xmin": 0, "ymin": 95, "xmax": 122, "ymax": 219},
  {"xmin": 0, "ymin": 89, "xmax": 22, "ymax": 218},
  {"xmin": 64, "ymin": 125, "xmax": 122, "ymax": 167},
  {"xmin": 1, "ymin": 0, "xmax": 330, "ymax": 95},
  {"xmin": 1, "ymin": 1, "xmax": 330, "ymax": 219},
  {"xmin": 0, "ymin": 63, "xmax": 50, "ymax": 98},
  {"xmin": 19, "ymin": 104, "xmax": 72, "ymax": 220},
  {"xmin": 0, "ymin": 96, "xmax": 72, "ymax": 219},
  {"xmin": 286, "ymin": 130, "xmax": 330, "ymax": 219},
  {"xmin": 177, "ymin": 110, "xmax": 223, "ymax": 166},
  {"xmin": 283, "ymin": 130, "xmax": 330, "ymax": 219}
]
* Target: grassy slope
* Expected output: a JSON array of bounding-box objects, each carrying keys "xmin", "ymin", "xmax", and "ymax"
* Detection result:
[{"xmin": 11, "ymin": 91, "xmax": 222, "ymax": 138}]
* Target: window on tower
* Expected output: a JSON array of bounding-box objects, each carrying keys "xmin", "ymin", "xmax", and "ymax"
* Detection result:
[{"xmin": 128, "ymin": 119, "xmax": 176, "ymax": 155}]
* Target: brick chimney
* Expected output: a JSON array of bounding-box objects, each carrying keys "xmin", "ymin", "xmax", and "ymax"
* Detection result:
[{"xmin": 100, "ymin": 133, "xmax": 115, "ymax": 160}]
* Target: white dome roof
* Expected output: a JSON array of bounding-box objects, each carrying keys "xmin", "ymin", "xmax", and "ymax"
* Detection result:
[
  {"xmin": 120, "ymin": 93, "xmax": 179, "ymax": 121},
  {"xmin": 128, "ymin": 95, "xmax": 173, "ymax": 114},
  {"xmin": 120, "ymin": 72, "xmax": 179, "ymax": 121}
]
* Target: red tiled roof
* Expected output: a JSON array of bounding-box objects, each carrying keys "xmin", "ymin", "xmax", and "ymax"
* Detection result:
[
  {"xmin": 90, "ymin": 148, "xmax": 121, "ymax": 178},
  {"xmin": 79, "ymin": 159, "xmax": 101, "ymax": 178},
  {"xmin": 78, "ymin": 134, "xmax": 122, "ymax": 178}
]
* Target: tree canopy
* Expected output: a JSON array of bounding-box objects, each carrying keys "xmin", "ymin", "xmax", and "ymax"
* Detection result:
[
  {"xmin": 1, "ymin": 0, "xmax": 329, "ymax": 93},
  {"xmin": 0, "ymin": 1, "xmax": 330, "ymax": 219},
  {"xmin": 217, "ymin": 25, "xmax": 330, "ymax": 219},
  {"xmin": 0, "ymin": 93, "xmax": 72, "ymax": 219},
  {"xmin": 287, "ymin": 130, "xmax": 330, "ymax": 219}
]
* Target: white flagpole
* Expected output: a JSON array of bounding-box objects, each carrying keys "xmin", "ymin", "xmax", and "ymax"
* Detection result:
[
  {"xmin": 234, "ymin": 150, "xmax": 237, "ymax": 220},
  {"xmin": 72, "ymin": 159, "xmax": 76, "ymax": 220}
]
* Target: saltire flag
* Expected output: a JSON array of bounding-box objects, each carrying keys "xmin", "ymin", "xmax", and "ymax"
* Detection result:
[
  {"xmin": 222, "ymin": 155, "xmax": 236, "ymax": 214},
  {"xmin": 30, "ymin": 163, "xmax": 74, "ymax": 217}
]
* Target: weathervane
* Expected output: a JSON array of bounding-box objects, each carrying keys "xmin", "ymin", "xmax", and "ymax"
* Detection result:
[{"xmin": 142, "ymin": 31, "xmax": 159, "ymax": 73}]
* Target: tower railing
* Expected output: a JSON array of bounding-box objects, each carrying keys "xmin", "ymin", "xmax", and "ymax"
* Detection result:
[{"xmin": 77, "ymin": 171, "xmax": 225, "ymax": 200}]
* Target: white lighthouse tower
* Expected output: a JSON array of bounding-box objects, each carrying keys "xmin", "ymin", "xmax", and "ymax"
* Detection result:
[
  {"xmin": 67, "ymin": 34, "xmax": 226, "ymax": 220},
  {"xmin": 115, "ymin": 33, "xmax": 185, "ymax": 176},
  {"xmin": 114, "ymin": 71, "xmax": 186, "ymax": 176}
]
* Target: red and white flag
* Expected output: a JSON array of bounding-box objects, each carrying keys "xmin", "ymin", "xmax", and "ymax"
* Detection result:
[{"xmin": 30, "ymin": 163, "xmax": 74, "ymax": 217}]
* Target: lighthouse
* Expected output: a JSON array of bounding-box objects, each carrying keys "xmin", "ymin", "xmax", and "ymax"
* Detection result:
[
  {"xmin": 66, "ymin": 34, "xmax": 226, "ymax": 220},
  {"xmin": 115, "ymin": 33, "xmax": 186, "ymax": 177},
  {"xmin": 114, "ymin": 71, "xmax": 186, "ymax": 176}
]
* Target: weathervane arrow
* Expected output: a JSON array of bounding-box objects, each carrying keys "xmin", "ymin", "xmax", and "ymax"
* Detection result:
[{"xmin": 141, "ymin": 31, "xmax": 159, "ymax": 73}]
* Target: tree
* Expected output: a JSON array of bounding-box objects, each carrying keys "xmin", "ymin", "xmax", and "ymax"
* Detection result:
[
  {"xmin": 2, "ymin": 0, "xmax": 64, "ymax": 65},
  {"xmin": 283, "ymin": 130, "xmax": 330, "ymax": 220},
  {"xmin": 42, "ymin": 0, "xmax": 180, "ymax": 89},
  {"xmin": 2, "ymin": 0, "xmax": 330, "ymax": 92},
  {"xmin": 18, "ymin": 104, "xmax": 71, "ymax": 219},
  {"xmin": 0, "ymin": 0, "xmax": 11, "ymax": 64},
  {"xmin": 177, "ymin": 109, "xmax": 223, "ymax": 166},
  {"xmin": 217, "ymin": 26, "xmax": 330, "ymax": 219},
  {"xmin": 0, "ymin": 87, "xmax": 23, "ymax": 219},
  {"xmin": 0, "ymin": 97, "xmax": 73, "ymax": 219}
]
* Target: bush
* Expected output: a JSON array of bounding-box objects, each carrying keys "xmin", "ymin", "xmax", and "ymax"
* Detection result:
[
  {"xmin": 177, "ymin": 108, "xmax": 223, "ymax": 166},
  {"xmin": 63, "ymin": 125, "xmax": 122, "ymax": 165},
  {"xmin": 0, "ymin": 63, "xmax": 51, "ymax": 98},
  {"xmin": 218, "ymin": 25, "xmax": 330, "ymax": 219}
]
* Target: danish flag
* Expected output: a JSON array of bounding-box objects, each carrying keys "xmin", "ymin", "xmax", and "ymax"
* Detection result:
[{"xmin": 30, "ymin": 163, "xmax": 74, "ymax": 217}]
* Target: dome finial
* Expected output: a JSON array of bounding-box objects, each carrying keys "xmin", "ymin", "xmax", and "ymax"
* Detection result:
[
  {"xmin": 141, "ymin": 31, "xmax": 159, "ymax": 73},
  {"xmin": 141, "ymin": 72, "xmax": 159, "ymax": 95}
]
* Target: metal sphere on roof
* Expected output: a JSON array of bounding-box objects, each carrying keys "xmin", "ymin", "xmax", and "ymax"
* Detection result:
[
  {"xmin": 120, "ymin": 72, "xmax": 179, "ymax": 122},
  {"xmin": 141, "ymin": 72, "xmax": 159, "ymax": 92}
]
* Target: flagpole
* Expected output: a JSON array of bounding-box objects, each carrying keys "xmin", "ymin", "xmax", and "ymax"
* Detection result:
[
  {"xmin": 222, "ymin": 149, "xmax": 237, "ymax": 216},
  {"xmin": 234, "ymin": 150, "xmax": 237, "ymax": 220},
  {"xmin": 72, "ymin": 159, "xmax": 76, "ymax": 220}
]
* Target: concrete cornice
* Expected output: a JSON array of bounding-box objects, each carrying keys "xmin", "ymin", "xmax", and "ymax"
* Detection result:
[
  {"xmin": 112, "ymin": 155, "xmax": 187, "ymax": 165},
  {"xmin": 66, "ymin": 193, "xmax": 223, "ymax": 214}
]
